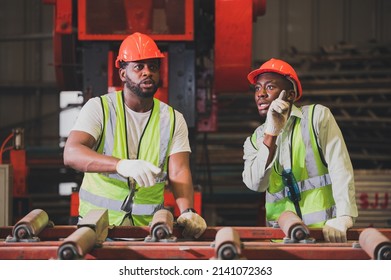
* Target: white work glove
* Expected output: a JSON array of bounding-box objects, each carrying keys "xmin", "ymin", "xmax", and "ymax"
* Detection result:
[
  {"xmin": 264, "ymin": 90, "xmax": 290, "ymax": 136},
  {"xmin": 116, "ymin": 159, "xmax": 161, "ymax": 187},
  {"xmin": 177, "ymin": 210, "xmax": 207, "ymax": 239},
  {"xmin": 322, "ymin": 216, "xmax": 353, "ymax": 243}
]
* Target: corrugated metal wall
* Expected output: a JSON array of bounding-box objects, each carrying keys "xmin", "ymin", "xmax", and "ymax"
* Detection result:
[
  {"xmin": 0, "ymin": 0, "xmax": 55, "ymax": 85},
  {"xmin": 0, "ymin": 0, "xmax": 57, "ymax": 147},
  {"xmin": 252, "ymin": 0, "xmax": 391, "ymax": 60},
  {"xmin": 355, "ymin": 170, "xmax": 391, "ymax": 228}
]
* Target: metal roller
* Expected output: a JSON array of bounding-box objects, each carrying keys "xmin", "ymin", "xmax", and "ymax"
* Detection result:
[
  {"xmin": 278, "ymin": 211, "xmax": 312, "ymax": 243},
  {"xmin": 214, "ymin": 227, "xmax": 242, "ymax": 260},
  {"xmin": 57, "ymin": 227, "xmax": 97, "ymax": 260},
  {"xmin": 77, "ymin": 209, "xmax": 109, "ymax": 244},
  {"xmin": 145, "ymin": 209, "xmax": 176, "ymax": 242},
  {"xmin": 57, "ymin": 209, "xmax": 108, "ymax": 260},
  {"xmin": 359, "ymin": 228, "xmax": 391, "ymax": 260},
  {"xmin": 7, "ymin": 209, "xmax": 50, "ymax": 242}
]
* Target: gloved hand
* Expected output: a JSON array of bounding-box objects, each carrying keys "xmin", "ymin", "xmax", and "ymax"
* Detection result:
[
  {"xmin": 177, "ymin": 210, "xmax": 207, "ymax": 239},
  {"xmin": 116, "ymin": 159, "xmax": 161, "ymax": 187},
  {"xmin": 264, "ymin": 90, "xmax": 290, "ymax": 136},
  {"xmin": 322, "ymin": 216, "xmax": 353, "ymax": 243}
]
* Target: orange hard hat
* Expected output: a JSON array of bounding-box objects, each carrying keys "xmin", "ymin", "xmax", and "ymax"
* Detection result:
[
  {"xmin": 247, "ymin": 58, "xmax": 302, "ymax": 101},
  {"xmin": 115, "ymin": 32, "xmax": 164, "ymax": 68}
]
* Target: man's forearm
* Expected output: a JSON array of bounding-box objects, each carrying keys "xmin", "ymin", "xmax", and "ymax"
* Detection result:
[
  {"xmin": 172, "ymin": 183, "xmax": 194, "ymax": 212},
  {"xmin": 64, "ymin": 144, "xmax": 119, "ymax": 173},
  {"xmin": 263, "ymin": 134, "xmax": 278, "ymax": 167}
]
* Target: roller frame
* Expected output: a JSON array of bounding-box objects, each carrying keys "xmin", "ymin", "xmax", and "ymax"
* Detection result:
[{"xmin": 2, "ymin": 226, "xmax": 391, "ymax": 260}]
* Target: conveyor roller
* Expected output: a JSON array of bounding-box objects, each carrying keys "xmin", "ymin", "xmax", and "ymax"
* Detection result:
[
  {"xmin": 57, "ymin": 209, "xmax": 109, "ymax": 260},
  {"xmin": 6, "ymin": 209, "xmax": 50, "ymax": 242},
  {"xmin": 213, "ymin": 227, "xmax": 243, "ymax": 260},
  {"xmin": 145, "ymin": 209, "xmax": 176, "ymax": 242},
  {"xmin": 57, "ymin": 227, "xmax": 97, "ymax": 260},
  {"xmin": 359, "ymin": 228, "xmax": 391, "ymax": 260},
  {"xmin": 278, "ymin": 211, "xmax": 313, "ymax": 243}
]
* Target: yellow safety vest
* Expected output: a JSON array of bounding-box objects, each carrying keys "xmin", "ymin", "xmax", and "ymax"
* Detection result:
[
  {"xmin": 251, "ymin": 105, "xmax": 336, "ymax": 227},
  {"xmin": 79, "ymin": 91, "xmax": 175, "ymax": 226}
]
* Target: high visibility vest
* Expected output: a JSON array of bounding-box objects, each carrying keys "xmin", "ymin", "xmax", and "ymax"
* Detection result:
[
  {"xmin": 79, "ymin": 91, "xmax": 175, "ymax": 226},
  {"xmin": 251, "ymin": 105, "xmax": 336, "ymax": 227}
]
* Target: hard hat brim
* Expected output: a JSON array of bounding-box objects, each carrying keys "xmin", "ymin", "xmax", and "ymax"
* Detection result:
[
  {"xmin": 115, "ymin": 54, "xmax": 165, "ymax": 68},
  {"xmin": 247, "ymin": 68, "xmax": 302, "ymax": 101},
  {"xmin": 247, "ymin": 68, "xmax": 287, "ymax": 85}
]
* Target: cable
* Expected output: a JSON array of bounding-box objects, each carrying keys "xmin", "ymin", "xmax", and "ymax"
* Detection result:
[{"xmin": 0, "ymin": 132, "xmax": 14, "ymax": 164}]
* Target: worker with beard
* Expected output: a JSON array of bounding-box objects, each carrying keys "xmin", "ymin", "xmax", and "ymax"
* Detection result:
[
  {"xmin": 63, "ymin": 32, "xmax": 207, "ymax": 239},
  {"xmin": 242, "ymin": 58, "xmax": 358, "ymax": 243}
]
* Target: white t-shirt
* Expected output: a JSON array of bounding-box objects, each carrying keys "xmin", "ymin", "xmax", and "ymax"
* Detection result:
[{"xmin": 71, "ymin": 97, "xmax": 191, "ymax": 159}]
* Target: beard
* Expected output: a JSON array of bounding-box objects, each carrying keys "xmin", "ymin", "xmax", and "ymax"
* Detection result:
[{"xmin": 124, "ymin": 77, "xmax": 158, "ymax": 99}]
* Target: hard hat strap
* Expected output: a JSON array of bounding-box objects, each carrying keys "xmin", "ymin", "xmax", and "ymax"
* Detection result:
[{"xmin": 286, "ymin": 76, "xmax": 298, "ymax": 100}]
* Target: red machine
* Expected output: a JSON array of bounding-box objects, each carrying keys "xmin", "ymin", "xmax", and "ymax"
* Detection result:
[{"xmin": 48, "ymin": 0, "xmax": 266, "ymax": 130}]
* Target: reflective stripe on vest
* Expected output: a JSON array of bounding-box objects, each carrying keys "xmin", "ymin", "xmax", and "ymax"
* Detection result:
[
  {"xmin": 301, "ymin": 206, "xmax": 336, "ymax": 225},
  {"xmin": 105, "ymin": 91, "xmax": 129, "ymax": 182},
  {"xmin": 266, "ymin": 173, "xmax": 332, "ymax": 202},
  {"xmin": 79, "ymin": 188, "xmax": 163, "ymax": 215},
  {"xmin": 267, "ymin": 206, "xmax": 336, "ymax": 227},
  {"xmin": 79, "ymin": 91, "xmax": 174, "ymax": 225},
  {"xmin": 79, "ymin": 187, "xmax": 123, "ymax": 211}
]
